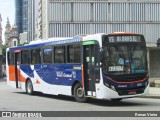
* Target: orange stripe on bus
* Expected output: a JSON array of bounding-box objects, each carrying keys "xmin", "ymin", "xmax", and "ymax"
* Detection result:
[
  {"xmin": 19, "ymin": 73, "xmax": 26, "ymax": 82},
  {"xmin": 9, "ymin": 66, "xmax": 16, "ymax": 81},
  {"xmin": 107, "ymin": 76, "xmax": 148, "ymax": 84},
  {"xmin": 8, "ymin": 66, "xmax": 26, "ymax": 82}
]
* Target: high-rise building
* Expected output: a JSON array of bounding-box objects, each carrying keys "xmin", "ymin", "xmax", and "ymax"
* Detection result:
[
  {"xmin": 0, "ymin": 13, "xmax": 2, "ymax": 46},
  {"xmin": 34, "ymin": 0, "xmax": 48, "ymax": 40},
  {"xmin": 27, "ymin": 0, "xmax": 35, "ymax": 42},
  {"xmin": 34, "ymin": 0, "xmax": 41, "ymax": 40},
  {"xmin": 22, "ymin": 0, "xmax": 28, "ymax": 32},
  {"xmin": 15, "ymin": 0, "xmax": 36, "ymax": 42},
  {"xmin": 15, "ymin": 0, "xmax": 23, "ymax": 35}
]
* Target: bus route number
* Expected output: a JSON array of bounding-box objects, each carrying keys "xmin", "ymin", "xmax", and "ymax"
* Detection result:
[{"xmin": 109, "ymin": 66, "xmax": 123, "ymax": 71}]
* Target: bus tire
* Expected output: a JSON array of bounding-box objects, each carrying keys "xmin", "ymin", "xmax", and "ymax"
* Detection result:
[
  {"xmin": 73, "ymin": 83, "xmax": 87, "ymax": 103},
  {"xmin": 26, "ymin": 80, "xmax": 34, "ymax": 95}
]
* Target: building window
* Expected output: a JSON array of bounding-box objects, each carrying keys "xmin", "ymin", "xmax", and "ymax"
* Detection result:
[
  {"xmin": 21, "ymin": 50, "xmax": 30, "ymax": 64},
  {"xmin": 54, "ymin": 46, "xmax": 65, "ymax": 63},
  {"xmin": 31, "ymin": 49, "xmax": 41, "ymax": 64},
  {"xmin": 67, "ymin": 44, "xmax": 81, "ymax": 63},
  {"xmin": 43, "ymin": 47, "xmax": 52, "ymax": 64}
]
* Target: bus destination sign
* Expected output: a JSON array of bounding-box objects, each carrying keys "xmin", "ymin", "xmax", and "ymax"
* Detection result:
[{"xmin": 108, "ymin": 36, "xmax": 142, "ymax": 43}]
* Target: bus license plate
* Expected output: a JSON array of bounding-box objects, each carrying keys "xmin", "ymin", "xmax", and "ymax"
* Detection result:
[{"xmin": 128, "ymin": 91, "xmax": 136, "ymax": 95}]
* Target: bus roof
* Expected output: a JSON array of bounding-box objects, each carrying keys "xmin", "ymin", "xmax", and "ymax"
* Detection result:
[
  {"xmin": 9, "ymin": 36, "xmax": 81, "ymax": 51},
  {"xmin": 8, "ymin": 32, "xmax": 144, "ymax": 51}
]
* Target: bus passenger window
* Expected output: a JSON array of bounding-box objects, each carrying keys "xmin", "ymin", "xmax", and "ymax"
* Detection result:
[
  {"xmin": 22, "ymin": 50, "xmax": 30, "ymax": 64},
  {"xmin": 43, "ymin": 48, "xmax": 52, "ymax": 64},
  {"xmin": 67, "ymin": 44, "xmax": 81, "ymax": 63},
  {"xmin": 31, "ymin": 49, "xmax": 41, "ymax": 64},
  {"xmin": 8, "ymin": 52, "xmax": 14, "ymax": 65},
  {"xmin": 54, "ymin": 46, "xmax": 65, "ymax": 63}
]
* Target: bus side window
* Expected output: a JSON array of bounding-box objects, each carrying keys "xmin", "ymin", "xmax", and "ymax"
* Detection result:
[
  {"xmin": 43, "ymin": 47, "xmax": 52, "ymax": 64},
  {"xmin": 8, "ymin": 52, "xmax": 14, "ymax": 65},
  {"xmin": 54, "ymin": 46, "xmax": 65, "ymax": 63},
  {"xmin": 22, "ymin": 50, "xmax": 30, "ymax": 64},
  {"xmin": 67, "ymin": 44, "xmax": 81, "ymax": 63},
  {"xmin": 31, "ymin": 49, "xmax": 41, "ymax": 64}
]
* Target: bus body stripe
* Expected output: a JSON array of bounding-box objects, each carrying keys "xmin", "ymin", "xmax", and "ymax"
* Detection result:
[
  {"xmin": 8, "ymin": 66, "xmax": 26, "ymax": 82},
  {"xmin": 107, "ymin": 76, "xmax": 148, "ymax": 84},
  {"xmin": 9, "ymin": 66, "xmax": 15, "ymax": 81}
]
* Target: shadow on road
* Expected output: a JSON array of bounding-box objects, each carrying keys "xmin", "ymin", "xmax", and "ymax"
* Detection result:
[
  {"xmin": 12, "ymin": 91, "xmax": 150, "ymax": 107},
  {"xmin": 87, "ymin": 98, "xmax": 147, "ymax": 107}
]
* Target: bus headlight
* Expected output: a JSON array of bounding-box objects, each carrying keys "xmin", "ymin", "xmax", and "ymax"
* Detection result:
[
  {"xmin": 111, "ymin": 85, "xmax": 116, "ymax": 91},
  {"xmin": 104, "ymin": 82, "xmax": 110, "ymax": 87},
  {"xmin": 104, "ymin": 82, "xmax": 116, "ymax": 91}
]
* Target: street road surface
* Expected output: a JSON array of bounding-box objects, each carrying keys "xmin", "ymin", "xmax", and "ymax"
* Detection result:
[{"xmin": 0, "ymin": 79, "xmax": 160, "ymax": 120}]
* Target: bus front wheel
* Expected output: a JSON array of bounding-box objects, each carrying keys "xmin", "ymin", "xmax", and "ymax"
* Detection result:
[
  {"xmin": 26, "ymin": 80, "xmax": 34, "ymax": 95},
  {"xmin": 73, "ymin": 83, "xmax": 87, "ymax": 103}
]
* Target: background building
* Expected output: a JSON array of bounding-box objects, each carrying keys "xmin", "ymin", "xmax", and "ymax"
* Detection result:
[
  {"xmin": 13, "ymin": 0, "xmax": 160, "ymax": 79},
  {"xmin": 15, "ymin": 0, "xmax": 23, "ymax": 35},
  {"xmin": 46, "ymin": 0, "xmax": 160, "ymax": 79},
  {"xmin": 4, "ymin": 18, "xmax": 11, "ymax": 45},
  {"xmin": 0, "ymin": 14, "xmax": 2, "ymax": 46},
  {"xmin": 15, "ymin": 0, "xmax": 36, "ymax": 43},
  {"xmin": 35, "ymin": 0, "xmax": 48, "ymax": 40},
  {"xmin": 27, "ymin": 0, "xmax": 35, "ymax": 42},
  {"xmin": 19, "ymin": 32, "xmax": 28, "ymax": 44},
  {"xmin": 22, "ymin": 0, "xmax": 28, "ymax": 32},
  {"xmin": 48, "ymin": 0, "xmax": 160, "ymax": 44},
  {"xmin": 5, "ymin": 25, "xmax": 18, "ymax": 48}
]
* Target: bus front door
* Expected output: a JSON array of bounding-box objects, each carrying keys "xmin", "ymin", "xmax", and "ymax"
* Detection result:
[{"xmin": 83, "ymin": 44, "xmax": 98, "ymax": 97}]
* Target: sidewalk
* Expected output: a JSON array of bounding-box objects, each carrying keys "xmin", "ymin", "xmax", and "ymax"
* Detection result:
[
  {"xmin": 143, "ymin": 78, "xmax": 160, "ymax": 99},
  {"xmin": 142, "ymin": 87, "xmax": 160, "ymax": 99},
  {"xmin": 0, "ymin": 77, "xmax": 6, "ymax": 82}
]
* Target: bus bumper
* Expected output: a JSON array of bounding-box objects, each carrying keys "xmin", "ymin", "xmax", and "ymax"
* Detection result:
[{"xmin": 95, "ymin": 83, "xmax": 149, "ymax": 100}]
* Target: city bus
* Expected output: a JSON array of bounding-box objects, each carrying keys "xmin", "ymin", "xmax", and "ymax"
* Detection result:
[{"xmin": 6, "ymin": 32, "xmax": 149, "ymax": 102}]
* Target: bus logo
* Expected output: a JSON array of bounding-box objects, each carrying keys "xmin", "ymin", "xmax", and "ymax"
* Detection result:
[{"xmin": 56, "ymin": 71, "xmax": 72, "ymax": 78}]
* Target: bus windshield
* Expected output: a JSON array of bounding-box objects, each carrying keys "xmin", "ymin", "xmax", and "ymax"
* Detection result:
[{"xmin": 102, "ymin": 44, "xmax": 147, "ymax": 74}]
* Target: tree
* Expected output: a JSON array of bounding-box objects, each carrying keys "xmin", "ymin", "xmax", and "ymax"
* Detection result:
[
  {"xmin": 1, "ymin": 45, "xmax": 7, "ymax": 64},
  {"xmin": 18, "ymin": 42, "xmax": 28, "ymax": 46}
]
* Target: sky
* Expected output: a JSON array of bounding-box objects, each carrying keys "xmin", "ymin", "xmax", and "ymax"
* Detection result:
[{"xmin": 0, "ymin": 0, "xmax": 15, "ymax": 44}]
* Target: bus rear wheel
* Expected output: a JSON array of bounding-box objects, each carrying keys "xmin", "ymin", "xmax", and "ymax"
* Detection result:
[
  {"xmin": 73, "ymin": 83, "xmax": 87, "ymax": 103},
  {"xmin": 26, "ymin": 80, "xmax": 34, "ymax": 95}
]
